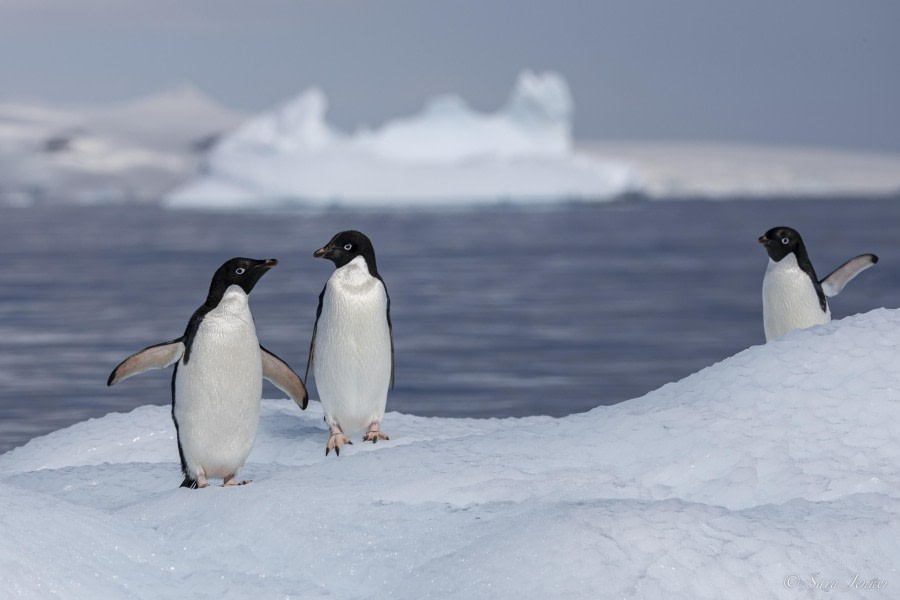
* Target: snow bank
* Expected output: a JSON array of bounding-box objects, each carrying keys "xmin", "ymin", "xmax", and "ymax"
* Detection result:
[
  {"xmin": 2, "ymin": 309, "xmax": 900, "ymax": 598},
  {"xmin": 164, "ymin": 71, "xmax": 637, "ymax": 208}
]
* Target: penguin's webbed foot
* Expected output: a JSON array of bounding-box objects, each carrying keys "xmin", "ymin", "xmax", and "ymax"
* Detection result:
[
  {"xmin": 326, "ymin": 432, "xmax": 352, "ymax": 457},
  {"xmin": 223, "ymin": 478, "xmax": 251, "ymax": 487},
  {"xmin": 362, "ymin": 430, "xmax": 390, "ymax": 443},
  {"xmin": 362, "ymin": 422, "xmax": 389, "ymax": 443}
]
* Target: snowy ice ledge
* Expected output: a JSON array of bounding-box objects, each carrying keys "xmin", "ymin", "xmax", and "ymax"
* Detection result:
[
  {"xmin": 2, "ymin": 309, "xmax": 900, "ymax": 598},
  {"xmin": 164, "ymin": 71, "xmax": 637, "ymax": 208}
]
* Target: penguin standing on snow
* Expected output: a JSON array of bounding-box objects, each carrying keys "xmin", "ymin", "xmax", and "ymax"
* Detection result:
[
  {"xmin": 108, "ymin": 257, "xmax": 308, "ymax": 488},
  {"xmin": 758, "ymin": 227, "xmax": 878, "ymax": 341},
  {"xmin": 307, "ymin": 231, "xmax": 394, "ymax": 456}
]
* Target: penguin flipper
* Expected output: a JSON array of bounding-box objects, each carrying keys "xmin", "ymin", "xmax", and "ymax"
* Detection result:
[
  {"xmin": 380, "ymin": 279, "xmax": 395, "ymax": 391},
  {"xmin": 820, "ymin": 254, "xmax": 879, "ymax": 297},
  {"xmin": 107, "ymin": 338, "xmax": 185, "ymax": 386},
  {"xmin": 261, "ymin": 345, "xmax": 308, "ymax": 410},
  {"xmin": 305, "ymin": 285, "xmax": 326, "ymax": 384}
]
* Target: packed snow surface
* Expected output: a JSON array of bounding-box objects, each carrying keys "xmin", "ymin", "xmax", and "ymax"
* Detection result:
[
  {"xmin": 2, "ymin": 309, "xmax": 899, "ymax": 598},
  {"xmin": 165, "ymin": 71, "xmax": 637, "ymax": 207}
]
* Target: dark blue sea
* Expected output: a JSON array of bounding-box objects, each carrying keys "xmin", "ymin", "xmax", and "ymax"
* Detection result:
[{"xmin": 1, "ymin": 198, "xmax": 898, "ymax": 452}]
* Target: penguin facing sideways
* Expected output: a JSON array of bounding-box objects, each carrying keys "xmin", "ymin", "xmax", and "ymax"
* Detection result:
[
  {"xmin": 108, "ymin": 257, "xmax": 308, "ymax": 488},
  {"xmin": 307, "ymin": 231, "xmax": 394, "ymax": 456},
  {"xmin": 758, "ymin": 227, "xmax": 878, "ymax": 341}
]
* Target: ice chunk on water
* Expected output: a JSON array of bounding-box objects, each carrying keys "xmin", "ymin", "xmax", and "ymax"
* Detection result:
[{"xmin": 166, "ymin": 71, "xmax": 637, "ymax": 208}]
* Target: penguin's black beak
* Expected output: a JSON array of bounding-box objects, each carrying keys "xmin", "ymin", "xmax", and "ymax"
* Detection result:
[
  {"xmin": 313, "ymin": 246, "xmax": 331, "ymax": 259},
  {"xmin": 757, "ymin": 236, "xmax": 769, "ymax": 245},
  {"xmin": 256, "ymin": 258, "xmax": 278, "ymax": 269}
]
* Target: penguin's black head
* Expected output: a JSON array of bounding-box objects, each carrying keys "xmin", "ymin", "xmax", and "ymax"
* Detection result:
[
  {"xmin": 210, "ymin": 257, "xmax": 278, "ymax": 296},
  {"xmin": 313, "ymin": 230, "xmax": 379, "ymax": 275},
  {"xmin": 758, "ymin": 226, "xmax": 804, "ymax": 262}
]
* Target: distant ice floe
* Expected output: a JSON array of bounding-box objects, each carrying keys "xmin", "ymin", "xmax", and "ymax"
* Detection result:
[
  {"xmin": 5, "ymin": 74, "xmax": 900, "ymax": 208},
  {"xmin": 164, "ymin": 71, "xmax": 638, "ymax": 208},
  {"xmin": 2, "ymin": 308, "xmax": 899, "ymax": 598},
  {"xmin": 0, "ymin": 85, "xmax": 245, "ymax": 205},
  {"xmin": 580, "ymin": 140, "xmax": 900, "ymax": 199}
]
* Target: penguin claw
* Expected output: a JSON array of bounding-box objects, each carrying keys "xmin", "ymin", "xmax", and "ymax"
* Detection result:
[{"xmin": 326, "ymin": 431, "xmax": 352, "ymax": 457}]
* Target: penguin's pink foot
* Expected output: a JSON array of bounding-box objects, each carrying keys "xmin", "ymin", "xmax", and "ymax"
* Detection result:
[
  {"xmin": 326, "ymin": 431, "xmax": 352, "ymax": 457},
  {"xmin": 223, "ymin": 475, "xmax": 251, "ymax": 486},
  {"xmin": 197, "ymin": 474, "xmax": 209, "ymax": 489},
  {"xmin": 362, "ymin": 422, "xmax": 390, "ymax": 443}
]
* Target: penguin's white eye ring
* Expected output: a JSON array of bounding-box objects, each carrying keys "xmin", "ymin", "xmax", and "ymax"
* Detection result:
[
  {"xmin": 781, "ymin": 238, "xmax": 790, "ymax": 245},
  {"xmin": 235, "ymin": 267, "xmax": 246, "ymax": 274},
  {"xmin": 343, "ymin": 243, "xmax": 353, "ymax": 251}
]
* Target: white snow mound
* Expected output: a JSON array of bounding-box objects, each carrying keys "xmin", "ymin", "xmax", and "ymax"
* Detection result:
[
  {"xmin": 165, "ymin": 71, "xmax": 637, "ymax": 208},
  {"xmin": 2, "ymin": 309, "xmax": 899, "ymax": 598}
]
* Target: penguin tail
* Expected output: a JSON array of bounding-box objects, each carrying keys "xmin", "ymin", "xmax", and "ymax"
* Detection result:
[{"xmin": 180, "ymin": 476, "xmax": 199, "ymax": 490}]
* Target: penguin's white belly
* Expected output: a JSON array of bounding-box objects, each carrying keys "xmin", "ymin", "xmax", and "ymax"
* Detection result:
[
  {"xmin": 762, "ymin": 256, "xmax": 830, "ymax": 341},
  {"xmin": 314, "ymin": 266, "xmax": 391, "ymax": 434},
  {"xmin": 174, "ymin": 292, "xmax": 262, "ymax": 479}
]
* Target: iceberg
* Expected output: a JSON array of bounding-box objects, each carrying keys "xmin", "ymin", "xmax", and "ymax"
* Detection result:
[
  {"xmin": 6, "ymin": 75, "xmax": 900, "ymax": 207},
  {"xmin": 2, "ymin": 308, "xmax": 899, "ymax": 598},
  {"xmin": 165, "ymin": 71, "xmax": 638, "ymax": 208},
  {"xmin": 0, "ymin": 85, "xmax": 246, "ymax": 205}
]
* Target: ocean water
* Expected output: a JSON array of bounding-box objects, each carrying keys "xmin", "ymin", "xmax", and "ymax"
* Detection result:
[{"xmin": 1, "ymin": 198, "xmax": 898, "ymax": 453}]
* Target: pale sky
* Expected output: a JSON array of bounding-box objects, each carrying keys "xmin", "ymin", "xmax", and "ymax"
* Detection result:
[{"xmin": 1, "ymin": 0, "xmax": 898, "ymax": 151}]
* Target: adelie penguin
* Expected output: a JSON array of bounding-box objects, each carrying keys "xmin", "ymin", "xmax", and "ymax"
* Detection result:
[
  {"xmin": 758, "ymin": 227, "xmax": 878, "ymax": 341},
  {"xmin": 108, "ymin": 257, "xmax": 308, "ymax": 488},
  {"xmin": 307, "ymin": 231, "xmax": 394, "ymax": 456}
]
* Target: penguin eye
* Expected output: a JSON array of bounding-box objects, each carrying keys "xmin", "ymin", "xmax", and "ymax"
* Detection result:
[
  {"xmin": 781, "ymin": 238, "xmax": 790, "ymax": 245},
  {"xmin": 235, "ymin": 267, "xmax": 246, "ymax": 275},
  {"xmin": 343, "ymin": 243, "xmax": 353, "ymax": 251}
]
